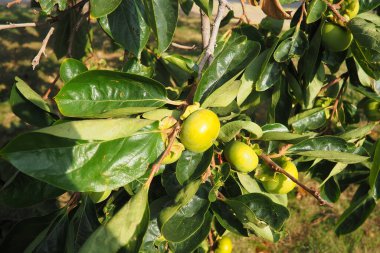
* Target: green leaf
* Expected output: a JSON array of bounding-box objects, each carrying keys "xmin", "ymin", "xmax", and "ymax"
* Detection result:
[
  {"xmin": 98, "ymin": 0, "xmax": 150, "ymax": 56},
  {"xmin": 202, "ymin": 79, "xmax": 241, "ymax": 108},
  {"xmin": 225, "ymin": 193, "xmax": 290, "ymax": 231},
  {"xmin": 237, "ymin": 173, "xmax": 288, "ymax": 206},
  {"xmin": 194, "ymin": 38, "xmax": 260, "ymax": 102},
  {"xmin": 176, "ymin": 148, "xmax": 213, "ymax": 185},
  {"xmin": 90, "ymin": 0, "xmax": 123, "ymax": 18},
  {"xmin": 218, "ymin": 120, "xmax": 263, "ymax": 142},
  {"xmin": 140, "ymin": 196, "xmax": 171, "ymax": 252},
  {"xmin": 144, "ymin": 0, "xmax": 178, "ymax": 54},
  {"xmin": 260, "ymin": 123, "xmax": 311, "ymax": 142},
  {"xmin": 304, "ymin": 63, "xmax": 325, "ymax": 109},
  {"xmin": 306, "ymin": 0, "xmax": 327, "ymax": 24},
  {"xmin": 55, "ymin": 70, "xmax": 168, "ymax": 118},
  {"xmin": 0, "ymin": 163, "xmax": 64, "ymax": 208},
  {"xmin": 122, "ymin": 58, "xmax": 153, "ymax": 77},
  {"xmin": 25, "ymin": 211, "xmax": 69, "ymax": 253},
  {"xmin": 35, "ymin": 118, "xmax": 154, "ymax": 140},
  {"xmin": 161, "ymin": 54, "xmax": 196, "ymax": 85},
  {"xmin": 53, "ymin": 9, "xmax": 89, "ymax": 59},
  {"xmin": 79, "ymin": 187, "xmax": 150, "ymax": 252},
  {"xmin": 60, "ymin": 58, "xmax": 87, "ymax": 83},
  {"xmin": 359, "ymin": 0, "xmax": 380, "ymax": 13},
  {"xmin": 66, "ymin": 196, "xmax": 100, "ymax": 253},
  {"xmin": 274, "ymin": 28, "xmax": 308, "ymax": 62},
  {"xmin": 194, "ymin": 0, "xmax": 213, "ymax": 16},
  {"xmin": 169, "ymin": 211, "xmax": 213, "ymax": 252},
  {"xmin": 288, "ymin": 107, "xmax": 327, "ymax": 133},
  {"xmin": 369, "ymin": 140, "xmax": 380, "ymax": 199},
  {"xmin": 320, "ymin": 162, "xmax": 348, "ymax": 186},
  {"xmin": 0, "ymin": 211, "xmax": 58, "ymax": 253},
  {"xmin": 339, "ymin": 122, "xmax": 378, "ymax": 140},
  {"xmin": 348, "ymin": 15, "xmax": 380, "ymax": 80},
  {"xmin": 211, "ymin": 200, "xmax": 248, "ymax": 236},
  {"xmin": 180, "ymin": 0, "xmax": 194, "ymax": 15},
  {"xmin": 158, "ymin": 180, "xmax": 205, "ymax": 242},
  {"xmin": 38, "ymin": 0, "xmax": 68, "ymax": 14},
  {"xmin": 321, "ymin": 177, "xmax": 341, "ymax": 203},
  {"xmin": 10, "ymin": 78, "xmax": 57, "ymax": 127},
  {"xmin": 0, "ymin": 123, "xmax": 164, "ymax": 192},
  {"xmin": 335, "ymin": 186, "xmax": 376, "ymax": 235}
]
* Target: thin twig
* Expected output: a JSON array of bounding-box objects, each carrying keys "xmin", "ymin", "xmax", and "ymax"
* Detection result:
[
  {"xmin": 144, "ymin": 122, "xmax": 181, "ymax": 188},
  {"xmin": 322, "ymin": 0, "xmax": 347, "ymax": 24},
  {"xmin": 319, "ymin": 72, "xmax": 349, "ymax": 93},
  {"xmin": 200, "ymin": 10, "xmax": 211, "ymax": 50},
  {"xmin": 259, "ymin": 154, "xmax": 333, "ymax": 207},
  {"xmin": 267, "ymin": 144, "xmax": 293, "ymax": 159},
  {"xmin": 208, "ymin": 231, "xmax": 215, "ymax": 253},
  {"xmin": 42, "ymin": 74, "xmax": 60, "ymax": 100},
  {"xmin": 172, "ymin": 42, "xmax": 197, "ymax": 50},
  {"xmin": 239, "ymin": 0, "xmax": 251, "ymax": 24},
  {"xmin": 7, "ymin": 0, "xmax": 22, "ymax": 8},
  {"xmin": 198, "ymin": 0, "xmax": 228, "ymax": 79},
  {"xmin": 32, "ymin": 27, "xmax": 55, "ymax": 70},
  {"xmin": 0, "ymin": 22, "xmax": 36, "ymax": 30}
]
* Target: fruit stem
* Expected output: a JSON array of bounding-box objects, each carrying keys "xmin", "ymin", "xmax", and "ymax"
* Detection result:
[
  {"xmin": 144, "ymin": 122, "xmax": 181, "ymax": 188},
  {"xmin": 259, "ymin": 154, "xmax": 333, "ymax": 207},
  {"xmin": 322, "ymin": 0, "xmax": 348, "ymax": 24}
]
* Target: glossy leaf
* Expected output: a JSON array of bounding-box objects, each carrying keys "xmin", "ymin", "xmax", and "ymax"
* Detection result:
[
  {"xmin": 180, "ymin": 0, "xmax": 194, "ymax": 15},
  {"xmin": 369, "ymin": 140, "xmax": 380, "ymax": 199},
  {"xmin": 144, "ymin": 0, "xmax": 178, "ymax": 54},
  {"xmin": 55, "ymin": 70, "xmax": 168, "ymax": 118},
  {"xmin": 225, "ymin": 193, "xmax": 290, "ymax": 231},
  {"xmin": 90, "ymin": 0, "xmax": 122, "ymax": 18},
  {"xmin": 202, "ymin": 79, "xmax": 241, "ymax": 108},
  {"xmin": 194, "ymin": 0, "xmax": 213, "ymax": 16},
  {"xmin": 194, "ymin": 38, "xmax": 260, "ymax": 102},
  {"xmin": 158, "ymin": 180, "xmax": 203, "ymax": 242},
  {"xmin": 60, "ymin": 58, "xmax": 87, "ymax": 83},
  {"xmin": 260, "ymin": 123, "xmax": 311, "ymax": 142},
  {"xmin": 339, "ymin": 122, "xmax": 378, "ymax": 140},
  {"xmin": 122, "ymin": 58, "xmax": 153, "ymax": 77},
  {"xmin": 359, "ymin": 0, "xmax": 380, "ymax": 14},
  {"xmin": 25, "ymin": 212, "xmax": 69, "ymax": 253},
  {"xmin": 10, "ymin": 78, "xmax": 56, "ymax": 127},
  {"xmin": 99, "ymin": 0, "xmax": 150, "ymax": 56},
  {"xmin": 306, "ymin": 0, "xmax": 327, "ymax": 24},
  {"xmin": 38, "ymin": 0, "xmax": 68, "ymax": 14},
  {"xmin": 274, "ymin": 28, "xmax": 308, "ymax": 62},
  {"xmin": 66, "ymin": 196, "xmax": 100, "ymax": 253},
  {"xmin": 0, "ymin": 211, "xmax": 58, "ymax": 253},
  {"xmin": 320, "ymin": 162, "xmax": 348, "ymax": 186},
  {"xmin": 79, "ymin": 187, "xmax": 150, "ymax": 252},
  {"xmin": 218, "ymin": 120, "xmax": 263, "ymax": 142},
  {"xmin": 0, "ymin": 123, "xmax": 164, "ymax": 192},
  {"xmin": 211, "ymin": 200, "xmax": 248, "ymax": 236},
  {"xmin": 176, "ymin": 148, "xmax": 213, "ymax": 185},
  {"xmin": 0, "ymin": 164, "xmax": 64, "ymax": 208},
  {"xmin": 335, "ymin": 186, "xmax": 376, "ymax": 235},
  {"xmin": 348, "ymin": 15, "xmax": 380, "ymax": 80},
  {"xmin": 288, "ymin": 107, "xmax": 327, "ymax": 133},
  {"xmin": 169, "ymin": 212, "xmax": 213, "ymax": 252},
  {"xmin": 35, "ymin": 118, "xmax": 154, "ymax": 140}
]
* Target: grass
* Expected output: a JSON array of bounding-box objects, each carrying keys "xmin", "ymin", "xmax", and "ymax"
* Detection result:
[{"xmin": 0, "ymin": 4, "xmax": 380, "ymax": 253}]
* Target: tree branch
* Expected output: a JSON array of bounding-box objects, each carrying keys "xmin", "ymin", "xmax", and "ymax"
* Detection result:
[
  {"xmin": 7, "ymin": 0, "xmax": 22, "ymax": 8},
  {"xmin": 172, "ymin": 42, "xmax": 197, "ymax": 50},
  {"xmin": 32, "ymin": 27, "xmax": 55, "ymax": 70},
  {"xmin": 319, "ymin": 72, "xmax": 349, "ymax": 93},
  {"xmin": 198, "ymin": 0, "xmax": 228, "ymax": 78},
  {"xmin": 42, "ymin": 74, "xmax": 60, "ymax": 100},
  {"xmin": 259, "ymin": 153, "xmax": 333, "ymax": 207},
  {"xmin": 239, "ymin": 0, "xmax": 251, "ymax": 24},
  {"xmin": 200, "ymin": 10, "xmax": 211, "ymax": 50},
  {"xmin": 0, "ymin": 22, "xmax": 36, "ymax": 30},
  {"xmin": 144, "ymin": 122, "xmax": 181, "ymax": 188},
  {"xmin": 322, "ymin": 0, "xmax": 347, "ymax": 24}
]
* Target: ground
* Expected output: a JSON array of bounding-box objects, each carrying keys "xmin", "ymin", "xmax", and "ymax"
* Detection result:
[{"xmin": 0, "ymin": 3, "xmax": 379, "ymax": 253}]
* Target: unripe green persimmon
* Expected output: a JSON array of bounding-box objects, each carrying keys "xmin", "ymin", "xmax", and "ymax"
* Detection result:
[
  {"xmin": 179, "ymin": 109, "xmax": 220, "ymax": 153},
  {"xmin": 88, "ymin": 190, "xmax": 111, "ymax": 203},
  {"xmin": 224, "ymin": 141, "xmax": 258, "ymax": 173},
  {"xmin": 261, "ymin": 158, "xmax": 298, "ymax": 194},
  {"xmin": 322, "ymin": 23, "xmax": 353, "ymax": 52},
  {"xmin": 363, "ymin": 99, "xmax": 380, "ymax": 121},
  {"xmin": 215, "ymin": 236, "xmax": 233, "ymax": 253}
]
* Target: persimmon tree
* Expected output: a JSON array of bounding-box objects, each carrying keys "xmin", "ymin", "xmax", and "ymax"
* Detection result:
[{"xmin": 0, "ymin": 0, "xmax": 379, "ymax": 252}]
